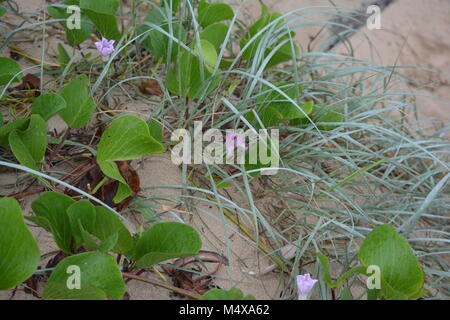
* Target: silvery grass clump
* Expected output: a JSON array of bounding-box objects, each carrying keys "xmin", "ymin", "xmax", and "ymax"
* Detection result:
[
  {"xmin": 139, "ymin": 1, "xmax": 449, "ymax": 300},
  {"xmin": 0, "ymin": 0, "xmax": 448, "ymax": 300}
]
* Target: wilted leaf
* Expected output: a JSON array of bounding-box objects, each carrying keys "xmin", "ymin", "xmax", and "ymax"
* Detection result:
[{"xmin": 139, "ymin": 79, "xmax": 163, "ymax": 96}]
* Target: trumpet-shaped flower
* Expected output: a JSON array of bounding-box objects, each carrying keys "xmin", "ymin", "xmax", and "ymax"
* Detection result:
[
  {"xmin": 296, "ymin": 274, "xmax": 318, "ymax": 300},
  {"xmin": 95, "ymin": 37, "xmax": 115, "ymax": 57},
  {"xmin": 225, "ymin": 132, "xmax": 248, "ymax": 156}
]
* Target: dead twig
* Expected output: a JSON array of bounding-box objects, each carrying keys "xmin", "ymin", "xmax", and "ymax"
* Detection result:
[{"xmin": 122, "ymin": 272, "xmax": 201, "ymax": 299}]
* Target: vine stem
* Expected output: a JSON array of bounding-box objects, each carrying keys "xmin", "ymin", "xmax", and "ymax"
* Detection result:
[
  {"xmin": 122, "ymin": 272, "xmax": 201, "ymax": 300},
  {"xmin": 0, "ymin": 160, "xmax": 129, "ymax": 225}
]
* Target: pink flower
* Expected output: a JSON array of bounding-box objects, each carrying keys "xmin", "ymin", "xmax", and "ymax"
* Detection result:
[
  {"xmin": 225, "ymin": 132, "xmax": 248, "ymax": 156},
  {"xmin": 296, "ymin": 274, "xmax": 318, "ymax": 300},
  {"xmin": 95, "ymin": 37, "xmax": 115, "ymax": 57}
]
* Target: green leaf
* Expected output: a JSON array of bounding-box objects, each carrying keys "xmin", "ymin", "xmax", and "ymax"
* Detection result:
[
  {"xmin": 240, "ymin": 6, "xmax": 300, "ymax": 67},
  {"xmin": 0, "ymin": 5, "xmax": 6, "ymax": 17},
  {"xmin": 315, "ymin": 107, "xmax": 344, "ymax": 131},
  {"xmin": 9, "ymin": 114, "xmax": 48, "ymax": 170},
  {"xmin": 0, "ymin": 57, "xmax": 22, "ymax": 85},
  {"xmin": 367, "ymin": 288, "xmax": 380, "ymax": 300},
  {"xmin": 358, "ymin": 225, "xmax": 425, "ymax": 300},
  {"xmin": 166, "ymin": 40, "xmax": 221, "ymax": 99},
  {"xmin": 31, "ymin": 192, "xmax": 76, "ymax": 254},
  {"xmin": 59, "ymin": 74, "xmax": 96, "ymax": 128},
  {"xmin": 79, "ymin": 0, "xmax": 121, "ymax": 40},
  {"xmin": 138, "ymin": 8, "xmax": 186, "ymax": 62},
  {"xmin": 198, "ymin": 0, "xmax": 234, "ymax": 28},
  {"xmin": 317, "ymin": 253, "xmax": 334, "ymax": 287},
  {"xmin": 0, "ymin": 198, "xmax": 40, "ymax": 290},
  {"xmin": 48, "ymin": 1, "xmax": 95, "ymax": 47},
  {"xmin": 201, "ymin": 288, "xmax": 255, "ymax": 300},
  {"xmin": 66, "ymin": 200, "xmax": 96, "ymax": 248},
  {"xmin": 148, "ymin": 118, "xmax": 163, "ymax": 143},
  {"xmin": 200, "ymin": 23, "xmax": 228, "ymax": 50},
  {"xmin": 161, "ymin": 0, "xmax": 181, "ymax": 13},
  {"xmin": 339, "ymin": 288, "xmax": 354, "ymax": 300},
  {"xmin": 0, "ymin": 118, "xmax": 30, "ymax": 146},
  {"xmin": 212, "ymin": 176, "xmax": 231, "ymax": 189},
  {"xmin": 67, "ymin": 200, "xmax": 132, "ymax": 253},
  {"xmin": 258, "ymin": 82, "xmax": 309, "ymax": 119},
  {"xmin": 42, "ymin": 252, "xmax": 125, "ymax": 300},
  {"xmin": 31, "ymin": 93, "xmax": 67, "ymax": 121},
  {"xmin": 97, "ymin": 115, "xmax": 164, "ymax": 203},
  {"xmin": 247, "ymin": 82, "xmax": 311, "ymax": 128},
  {"xmin": 131, "ymin": 222, "xmax": 202, "ymax": 268},
  {"xmin": 193, "ymin": 39, "xmax": 218, "ymax": 72},
  {"xmin": 317, "ymin": 253, "xmax": 367, "ymax": 289},
  {"xmin": 26, "ymin": 215, "xmax": 53, "ymax": 233},
  {"xmin": 57, "ymin": 43, "xmax": 71, "ymax": 70},
  {"xmin": 91, "ymin": 206, "xmax": 132, "ymax": 253},
  {"xmin": 265, "ymin": 40, "xmax": 300, "ymax": 68}
]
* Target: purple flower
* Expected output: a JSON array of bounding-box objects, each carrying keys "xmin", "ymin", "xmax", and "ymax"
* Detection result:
[
  {"xmin": 95, "ymin": 37, "xmax": 115, "ymax": 57},
  {"xmin": 296, "ymin": 274, "xmax": 318, "ymax": 300},
  {"xmin": 225, "ymin": 132, "xmax": 248, "ymax": 156}
]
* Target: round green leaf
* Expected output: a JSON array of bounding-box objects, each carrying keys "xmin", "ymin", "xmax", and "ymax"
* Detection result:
[
  {"xmin": 97, "ymin": 115, "xmax": 165, "ymax": 203},
  {"xmin": 201, "ymin": 288, "xmax": 255, "ymax": 300},
  {"xmin": 315, "ymin": 108, "xmax": 344, "ymax": 130},
  {"xmin": 47, "ymin": 1, "xmax": 95, "ymax": 47},
  {"xmin": 31, "ymin": 93, "xmax": 67, "ymax": 121},
  {"xmin": 67, "ymin": 200, "xmax": 132, "ymax": 254},
  {"xmin": 79, "ymin": 0, "xmax": 121, "ymax": 40},
  {"xmin": 198, "ymin": 1, "xmax": 234, "ymax": 28},
  {"xmin": 31, "ymin": 192, "xmax": 76, "ymax": 254},
  {"xmin": 200, "ymin": 23, "xmax": 228, "ymax": 50},
  {"xmin": 59, "ymin": 74, "xmax": 96, "ymax": 128},
  {"xmin": 0, "ymin": 118, "xmax": 29, "ymax": 146},
  {"xmin": 0, "ymin": 198, "xmax": 40, "ymax": 290},
  {"xmin": 132, "ymin": 222, "xmax": 202, "ymax": 268},
  {"xmin": 42, "ymin": 252, "xmax": 125, "ymax": 300},
  {"xmin": 358, "ymin": 225, "xmax": 425, "ymax": 300},
  {"xmin": 0, "ymin": 57, "xmax": 22, "ymax": 85},
  {"xmin": 8, "ymin": 114, "xmax": 48, "ymax": 170},
  {"xmin": 194, "ymin": 39, "xmax": 219, "ymax": 73}
]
